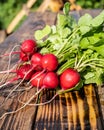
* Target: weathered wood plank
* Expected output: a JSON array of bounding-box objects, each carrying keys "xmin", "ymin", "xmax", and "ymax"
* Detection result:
[
  {"xmin": 0, "ymin": 10, "xmax": 104, "ymax": 130},
  {"xmin": 79, "ymin": 9, "xmax": 103, "ymax": 17},
  {"xmin": 0, "ymin": 11, "xmax": 57, "ymax": 130},
  {"xmin": 0, "ymin": 88, "xmax": 36, "ymax": 130},
  {"xmin": 34, "ymin": 85, "xmax": 103, "ymax": 130}
]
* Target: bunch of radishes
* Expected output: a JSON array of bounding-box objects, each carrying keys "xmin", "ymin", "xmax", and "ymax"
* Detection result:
[
  {"xmin": 0, "ymin": 39, "xmax": 81, "ymax": 99},
  {"xmin": 0, "ymin": 39, "xmax": 81, "ymax": 119}
]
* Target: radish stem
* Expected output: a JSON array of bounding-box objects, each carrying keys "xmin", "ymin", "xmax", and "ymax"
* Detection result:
[
  {"xmin": 0, "ymin": 45, "xmax": 20, "ymax": 84},
  {"xmin": 0, "ymin": 51, "xmax": 20, "ymax": 57},
  {"xmin": 0, "ymin": 59, "xmax": 21, "ymax": 74},
  {"xmin": 0, "ymin": 77, "xmax": 18, "ymax": 89},
  {"xmin": 0, "ymin": 59, "xmax": 21, "ymax": 85},
  {"xmin": 0, "ymin": 70, "xmax": 16, "ymax": 74},
  {"xmin": 4, "ymin": 66, "xmax": 34, "ymax": 100},
  {"xmin": 7, "ymin": 45, "xmax": 20, "ymax": 74}
]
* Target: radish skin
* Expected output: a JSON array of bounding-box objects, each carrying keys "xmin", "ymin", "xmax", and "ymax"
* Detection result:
[
  {"xmin": 31, "ymin": 53, "xmax": 43, "ymax": 71},
  {"xmin": 31, "ymin": 71, "xmax": 46, "ymax": 88},
  {"xmin": 16, "ymin": 64, "xmax": 34, "ymax": 80},
  {"xmin": 19, "ymin": 51, "xmax": 29, "ymax": 61},
  {"xmin": 21, "ymin": 39, "xmax": 37, "ymax": 55},
  {"xmin": 42, "ymin": 54, "xmax": 58, "ymax": 71},
  {"xmin": 43, "ymin": 72, "xmax": 59, "ymax": 89},
  {"xmin": 60, "ymin": 68, "xmax": 80, "ymax": 90}
]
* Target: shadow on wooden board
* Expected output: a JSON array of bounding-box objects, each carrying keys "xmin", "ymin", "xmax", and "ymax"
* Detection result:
[{"xmin": 33, "ymin": 84, "xmax": 104, "ymax": 130}]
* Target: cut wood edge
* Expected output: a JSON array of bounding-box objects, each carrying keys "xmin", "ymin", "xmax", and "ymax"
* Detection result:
[
  {"xmin": 0, "ymin": 30, "xmax": 7, "ymax": 44},
  {"xmin": 6, "ymin": 0, "xmax": 37, "ymax": 34}
]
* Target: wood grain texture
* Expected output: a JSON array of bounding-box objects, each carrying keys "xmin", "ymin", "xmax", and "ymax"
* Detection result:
[
  {"xmin": 0, "ymin": 88, "xmax": 36, "ymax": 130},
  {"xmin": 0, "ymin": 11, "xmax": 57, "ymax": 130},
  {"xmin": 0, "ymin": 10, "xmax": 104, "ymax": 130},
  {"xmin": 34, "ymin": 85, "xmax": 103, "ymax": 130}
]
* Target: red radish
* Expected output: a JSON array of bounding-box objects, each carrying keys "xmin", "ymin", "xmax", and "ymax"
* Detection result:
[
  {"xmin": 60, "ymin": 68, "xmax": 80, "ymax": 90},
  {"xmin": 31, "ymin": 71, "xmax": 59, "ymax": 89},
  {"xmin": 42, "ymin": 54, "xmax": 58, "ymax": 71},
  {"xmin": 43, "ymin": 72, "xmax": 59, "ymax": 89},
  {"xmin": 0, "ymin": 64, "xmax": 34, "ymax": 89},
  {"xmin": 0, "ymin": 39, "xmax": 37, "ymax": 59},
  {"xmin": 0, "ymin": 39, "xmax": 37, "ymax": 75},
  {"xmin": 31, "ymin": 53, "xmax": 43, "ymax": 71},
  {"xmin": 16, "ymin": 64, "xmax": 34, "ymax": 80},
  {"xmin": 21, "ymin": 39, "xmax": 37, "ymax": 55},
  {"xmin": 0, "ymin": 40, "xmax": 37, "ymax": 76},
  {"xmin": 31, "ymin": 71, "xmax": 46, "ymax": 88},
  {"xmin": 19, "ymin": 51, "xmax": 29, "ymax": 61}
]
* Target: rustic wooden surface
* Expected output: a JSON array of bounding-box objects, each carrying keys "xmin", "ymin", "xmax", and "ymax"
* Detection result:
[{"xmin": 0, "ymin": 10, "xmax": 104, "ymax": 130}]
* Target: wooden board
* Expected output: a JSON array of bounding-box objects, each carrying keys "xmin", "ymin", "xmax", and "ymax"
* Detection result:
[
  {"xmin": 34, "ymin": 85, "xmax": 103, "ymax": 130},
  {"xmin": 0, "ymin": 10, "xmax": 104, "ymax": 130},
  {"xmin": 0, "ymin": 11, "xmax": 57, "ymax": 130}
]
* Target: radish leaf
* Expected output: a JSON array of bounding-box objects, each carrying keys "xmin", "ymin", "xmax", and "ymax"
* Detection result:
[{"xmin": 34, "ymin": 25, "xmax": 51, "ymax": 40}]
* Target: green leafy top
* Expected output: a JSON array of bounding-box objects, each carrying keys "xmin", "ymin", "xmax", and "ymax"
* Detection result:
[
  {"xmin": 34, "ymin": 3, "xmax": 104, "ymax": 90},
  {"xmin": 35, "ymin": 25, "xmax": 51, "ymax": 40}
]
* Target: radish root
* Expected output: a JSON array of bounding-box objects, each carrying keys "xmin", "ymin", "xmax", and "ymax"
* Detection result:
[
  {"xmin": 2, "ymin": 68, "xmax": 33, "ymax": 101},
  {"xmin": 0, "ymin": 91, "xmax": 58, "ymax": 119},
  {"xmin": 0, "ymin": 66, "xmax": 34, "ymax": 108},
  {"xmin": 0, "ymin": 85, "xmax": 33, "ymax": 108},
  {"xmin": 0, "ymin": 94, "xmax": 35, "ymax": 120},
  {"xmin": 18, "ymin": 93, "xmax": 58, "ymax": 106},
  {"xmin": 0, "ymin": 45, "xmax": 20, "ymax": 84}
]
